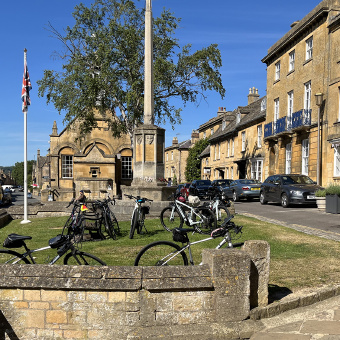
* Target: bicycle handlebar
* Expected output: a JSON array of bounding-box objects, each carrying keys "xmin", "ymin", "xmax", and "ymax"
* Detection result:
[{"xmin": 124, "ymin": 194, "xmax": 153, "ymax": 202}]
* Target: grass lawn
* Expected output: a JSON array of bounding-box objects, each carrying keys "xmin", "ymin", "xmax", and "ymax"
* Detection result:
[{"xmin": 0, "ymin": 214, "xmax": 339, "ymax": 294}]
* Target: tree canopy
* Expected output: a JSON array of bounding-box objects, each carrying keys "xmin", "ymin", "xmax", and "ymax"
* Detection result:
[
  {"xmin": 12, "ymin": 161, "xmax": 35, "ymax": 186},
  {"xmin": 37, "ymin": 0, "xmax": 225, "ymax": 142},
  {"xmin": 185, "ymin": 138, "xmax": 209, "ymax": 182}
]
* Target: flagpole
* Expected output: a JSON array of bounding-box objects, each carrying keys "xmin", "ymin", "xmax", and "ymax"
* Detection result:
[{"xmin": 21, "ymin": 48, "xmax": 31, "ymax": 224}]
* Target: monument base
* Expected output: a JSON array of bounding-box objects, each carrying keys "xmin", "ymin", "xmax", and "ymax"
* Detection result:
[{"xmin": 121, "ymin": 180, "xmax": 175, "ymax": 201}]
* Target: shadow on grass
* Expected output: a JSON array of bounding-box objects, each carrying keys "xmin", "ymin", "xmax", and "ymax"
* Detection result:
[{"xmin": 268, "ymin": 284, "xmax": 293, "ymax": 304}]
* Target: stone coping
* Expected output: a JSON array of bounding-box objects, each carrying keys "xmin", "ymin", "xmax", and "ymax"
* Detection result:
[
  {"xmin": 0, "ymin": 264, "xmax": 214, "ymax": 292},
  {"xmin": 250, "ymin": 284, "xmax": 340, "ymax": 320}
]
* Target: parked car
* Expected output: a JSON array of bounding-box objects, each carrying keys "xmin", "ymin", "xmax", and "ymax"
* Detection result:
[
  {"xmin": 224, "ymin": 179, "xmax": 262, "ymax": 201},
  {"xmin": 27, "ymin": 192, "xmax": 33, "ymax": 199},
  {"xmin": 207, "ymin": 179, "xmax": 233, "ymax": 198},
  {"xmin": 0, "ymin": 187, "xmax": 12, "ymax": 205},
  {"xmin": 188, "ymin": 180, "xmax": 212, "ymax": 198},
  {"xmin": 180, "ymin": 183, "xmax": 191, "ymax": 199},
  {"xmin": 260, "ymin": 174, "xmax": 323, "ymax": 208},
  {"xmin": 175, "ymin": 184, "xmax": 185, "ymax": 197}
]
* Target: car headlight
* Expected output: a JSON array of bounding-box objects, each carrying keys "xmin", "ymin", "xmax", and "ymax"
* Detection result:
[{"xmin": 290, "ymin": 190, "xmax": 303, "ymax": 196}]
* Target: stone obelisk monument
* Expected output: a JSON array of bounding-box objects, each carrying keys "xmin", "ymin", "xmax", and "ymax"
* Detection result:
[{"xmin": 123, "ymin": 0, "xmax": 170, "ymax": 201}]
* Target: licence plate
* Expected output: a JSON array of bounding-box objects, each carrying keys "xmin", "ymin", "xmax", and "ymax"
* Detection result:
[
  {"xmin": 307, "ymin": 195, "xmax": 315, "ymax": 199},
  {"xmin": 251, "ymin": 188, "xmax": 259, "ymax": 191}
]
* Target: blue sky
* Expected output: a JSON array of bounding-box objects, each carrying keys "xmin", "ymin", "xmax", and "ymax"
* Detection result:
[{"xmin": 0, "ymin": 0, "xmax": 322, "ymax": 166}]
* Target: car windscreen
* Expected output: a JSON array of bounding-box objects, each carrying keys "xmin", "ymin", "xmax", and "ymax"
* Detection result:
[
  {"xmin": 238, "ymin": 180, "xmax": 260, "ymax": 184},
  {"xmin": 282, "ymin": 175, "xmax": 314, "ymax": 185},
  {"xmin": 197, "ymin": 181, "xmax": 211, "ymax": 186},
  {"xmin": 215, "ymin": 180, "xmax": 231, "ymax": 186}
]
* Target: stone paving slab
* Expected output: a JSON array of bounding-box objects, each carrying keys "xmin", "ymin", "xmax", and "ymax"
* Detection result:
[{"xmin": 250, "ymin": 295, "xmax": 340, "ymax": 339}]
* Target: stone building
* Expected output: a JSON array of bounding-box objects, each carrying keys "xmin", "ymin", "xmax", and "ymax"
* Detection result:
[
  {"xmin": 205, "ymin": 88, "xmax": 266, "ymax": 181},
  {"xmin": 262, "ymin": 0, "xmax": 340, "ymax": 185},
  {"xmin": 39, "ymin": 114, "xmax": 132, "ymax": 201},
  {"xmin": 164, "ymin": 130, "xmax": 199, "ymax": 183},
  {"xmin": 32, "ymin": 149, "xmax": 50, "ymax": 195}
]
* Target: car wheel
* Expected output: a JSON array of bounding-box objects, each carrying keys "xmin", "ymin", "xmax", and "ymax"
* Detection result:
[
  {"xmin": 281, "ymin": 193, "xmax": 290, "ymax": 208},
  {"xmin": 260, "ymin": 191, "xmax": 268, "ymax": 205},
  {"xmin": 233, "ymin": 191, "xmax": 239, "ymax": 202}
]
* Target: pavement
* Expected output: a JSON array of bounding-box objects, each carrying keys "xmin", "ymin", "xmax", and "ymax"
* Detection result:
[{"xmin": 243, "ymin": 208, "xmax": 340, "ymax": 339}]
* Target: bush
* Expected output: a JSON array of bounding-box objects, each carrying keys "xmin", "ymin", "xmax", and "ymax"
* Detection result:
[
  {"xmin": 325, "ymin": 184, "xmax": 340, "ymax": 196},
  {"xmin": 315, "ymin": 189, "xmax": 326, "ymax": 197}
]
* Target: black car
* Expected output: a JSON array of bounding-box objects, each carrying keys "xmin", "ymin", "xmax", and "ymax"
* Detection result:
[
  {"xmin": 207, "ymin": 179, "xmax": 233, "ymax": 198},
  {"xmin": 260, "ymin": 174, "xmax": 323, "ymax": 208},
  {"xmin": 188, "ymin": 180, "xmax": 211, "ymax": 198}
]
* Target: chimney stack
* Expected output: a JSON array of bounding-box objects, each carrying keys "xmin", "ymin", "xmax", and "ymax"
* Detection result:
[
  {"xmin": 172, "ymin": 137, "xmax": 178, "ymax": 146},
  {"xmin": 191, "ymin": 130, "xmax": 199, "ymax": 145},
  {"xmin": 248, "ymin": 87, "xmax": 260, "ymax": 105}
]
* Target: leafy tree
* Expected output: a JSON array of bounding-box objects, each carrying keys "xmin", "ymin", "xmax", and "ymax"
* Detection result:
[
  {"xmin": 185, "ymin": 138, "xmax": 209, "ymax": 182},
  {"xmin": 37, "ymin": 0, "xmax": 225, "ymax": 143},
  {"xmin": 12, "ymin": 161, "xmax": 35, "ymax": 186}
]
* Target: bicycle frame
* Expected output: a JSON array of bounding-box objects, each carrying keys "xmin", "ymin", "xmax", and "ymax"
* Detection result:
[
  {"xmin": 169, "ymin": 199, "xmax": 205, "ymax": 227},
  {"xmin": 157, "ymin": 232, "xmax": 234, "ymax": 266}
]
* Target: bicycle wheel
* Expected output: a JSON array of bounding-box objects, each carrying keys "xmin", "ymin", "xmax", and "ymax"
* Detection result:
[
  {"xmin": 134, "ymin": 241, "xmax": 188, "ymax": 266},
  {"xmin": 129, "ymin": 209, "xmax": 138, "ymax": 239},
  {"xmin": 64, "ymin": 251, "xmax": 106, "ymax": 266},
  {"xmin": 160, "ymin": 206, "xmax": 184, "ymax": 232},
  {"xmin": 137, "ymin": 212, "xmax": 145, "ymax": 234},
  {"xmin": 108, "ymin": 209, "xmax": 120, "ymax": 233},
  {"xmin": 216, "ymin": 204, "xmax": 231, "ymax": 222},
  {"xmin": 194, "ymin": 207, "xmax": 217, "ymax": 234},
  {"xmin": 0, "ymin": 249, "xmax": 31, "ymax": 264},
  {"xmin": 104, "ymin": 212, "xmax": 116, "ymax": 240}
]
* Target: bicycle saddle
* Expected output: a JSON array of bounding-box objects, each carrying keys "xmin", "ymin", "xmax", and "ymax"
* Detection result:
[{"xmin": 5, "ymin": 234, "xmax": 32, "ymax": 241}]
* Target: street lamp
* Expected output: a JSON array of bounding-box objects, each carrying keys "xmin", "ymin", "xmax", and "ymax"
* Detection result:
[{"xmin": 315, "ymin": 92, "xmax": 323, "ymax": 186}]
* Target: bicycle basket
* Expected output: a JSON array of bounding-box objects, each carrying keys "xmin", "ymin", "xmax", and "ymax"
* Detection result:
[
  {"xmin": 141, "ymin": 206, "xmax": 150, "ymax": 215},
  {"xmin": 49, "ymin": 234, "xmax": 67, "ymax": 249},
  {"xmin": 172, "ymin": 229, "xmax": 189, "ymax": 243},
  {"xmin": 3, "ymin": 234, "xmax": 25, "ymax": 248}
]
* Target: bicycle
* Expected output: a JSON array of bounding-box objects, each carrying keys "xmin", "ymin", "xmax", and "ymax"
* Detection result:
[
  {"xmin": 124, "ymin": 194, "xmax": 153, "ymax": 239},
  {"xmin": 134, "ymin": 216, "xmax": 243, "ymax": 266},
  {"xmin": 87, "ymin": 196, "xmax": 120, "ymax": 240},
  {"xmin": 0, "ymin": 225, "xmax": 106, "ymax": 266},
  {"xmin": 204, "ymin": 188, "xmax": 231, "ymax": 222},
  {"xmin": 160, "ymin": 194, "xmax": 217, "ymax": 234}
]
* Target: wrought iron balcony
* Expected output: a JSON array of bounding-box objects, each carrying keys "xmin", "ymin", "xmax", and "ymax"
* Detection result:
[
  {"xmin": 264, "ymin": 122, "xmax": 273, "ymax": 138},
  {"xmin": 275, "ymin": 117, "xmax": 286, "ymax": 134},
  {"xmin": 292, "ymin": 109, "xmax": 311, "ymax": 130}
]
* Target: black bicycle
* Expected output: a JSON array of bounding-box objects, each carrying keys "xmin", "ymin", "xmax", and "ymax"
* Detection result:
[
  {"xmin": 124, "ymin": 194, "xmax": 153, "ymax": 239},
  {"xmin": 0, "ymin": 228, "xmax": 106, "ymax": 266}
]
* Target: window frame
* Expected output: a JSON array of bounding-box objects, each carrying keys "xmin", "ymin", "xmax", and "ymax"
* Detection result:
[
  {"xmin": 334, "ymin": 146, "xmax": 340, "ymax": 177},
  {"xmin": 302, "ymin": 139, "xmax": 309, "ymax": 175},
  {"xmin": 304, "ymin": 81, "xmax": 312, "ymax": 112},
  {"xmin": 275, "ymin": 61, "xmax": 281, "ymax": 81},
  {"xmin": 287, "ymin": 91, "xmax": 294, "ymax": 128},
  {"xmin": 121, "ymin": 156, "xmax": 133, "ymax": 180},
  {"xmin": 251, "ymin": 159, "xmax": 263, "ymax": 181},
  {"xmin": 257, "ymin": 125, "xmax": 262, "ymax": 148},
  {"xmin": 286, "ymin": 143, "xmax": 292, "ymax": 174},
  {"xmin": 289, "ymin": 50, "xmax": 295, "ymax": 71},
  {"xmin": 274, "ymin": 98, "xmax": 280, "ymax": 123},
  {"xmin": 241, "ymin": 131, "xmax": 246, "ymax": 152},
  {"xmin": 61, "ymin": 155, "xmax": 73, "ymax": 179},
  {"xmin": 306, "ymin": 36, "xmax": 313, "ymax": 60}
]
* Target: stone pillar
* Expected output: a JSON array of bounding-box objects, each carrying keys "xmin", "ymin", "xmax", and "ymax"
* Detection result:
[
  {"xmin": 242, "ymin": 240, "xmax": 270, "ymax": 308},
  {"xmin": 202, "ymin": 248, "xmax": 251, "ymax": 321}
]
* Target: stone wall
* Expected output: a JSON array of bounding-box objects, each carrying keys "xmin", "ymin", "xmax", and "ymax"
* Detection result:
[{"xmin": 0, "ymin": 242, "xmax": 270, "ymax": 340}]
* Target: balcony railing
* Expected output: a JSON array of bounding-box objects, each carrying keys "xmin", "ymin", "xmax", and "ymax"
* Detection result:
[
  {"xmin": 275, "ymin": 117, "xmax": 286, "ymax": 134},
  {"xmin": 264, "ymin": 122, "xmax": 273, "ymax": 138},
  {"xmin": 265, "ymin": 109, "xmax": 311, "ymax": 139},
  {"xmin": 292, "ymin": 109, "xmax": 311, "ymax": 129}
]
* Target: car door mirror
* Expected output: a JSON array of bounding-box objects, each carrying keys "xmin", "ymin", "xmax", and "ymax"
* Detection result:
[{"xmin": 274, "ymin": 181, "xmax": 280, "ymax": 185}]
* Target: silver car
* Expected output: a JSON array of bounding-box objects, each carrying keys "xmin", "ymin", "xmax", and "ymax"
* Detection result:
[{"xmin": 224, "ymin": 179, "xmax": 262, "ymax": 201}]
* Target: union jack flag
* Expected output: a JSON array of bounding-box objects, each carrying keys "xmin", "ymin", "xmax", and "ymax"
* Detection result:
[{"xmin": 21, "ymin": 53, "xmax": 32, "ymax": 113}]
